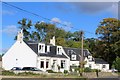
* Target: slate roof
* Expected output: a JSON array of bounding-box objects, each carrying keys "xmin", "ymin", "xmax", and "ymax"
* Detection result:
[
  {"xmin": 94, "ymin": 58, "xmax": 108, "ymax": 64},
  {"xmin": 63, "ymin": 47, "xmax": 90, "ymax": 61},
  {"xmin": 24, "ymin": 41, "xmax": 67, "ymax": 58},
  {"xmin": 24, "ymin": 41, "xmax": 90, "ymax": 60}
]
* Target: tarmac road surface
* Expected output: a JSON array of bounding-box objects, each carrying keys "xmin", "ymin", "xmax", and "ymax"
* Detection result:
[{"xmin": 1, "ymin": 78, "xmax": 120, "ymax": 80}]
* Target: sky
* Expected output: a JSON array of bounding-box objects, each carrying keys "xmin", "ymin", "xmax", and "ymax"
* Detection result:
[{"xmin": 0, "ymin": 1, "xmax": 119, "ymax": 54}]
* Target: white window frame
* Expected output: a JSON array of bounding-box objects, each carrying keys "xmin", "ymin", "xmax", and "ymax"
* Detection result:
[
  {"xmin": 61, "ymin": 60, "xmax": 65, "ymax": 68},
  {"xmin": 102, "ymin": 65, "xmax": 106, "ymax": 68},
  {"xmin": 71, "ymin": 54, "xmax": 76, "ymax": 60}
]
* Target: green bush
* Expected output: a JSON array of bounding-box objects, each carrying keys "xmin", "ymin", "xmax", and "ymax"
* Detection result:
[
  {"xmin": 64, "ymin": 70, "xmax": 68, "ymax": 74},
  {"xmin": 84, "ymin": 67, "xmax": 92, "ymax": 72},
  {"xmin": 2, "ymin": 70, "xmax": 15, "ymax": 75},
  {"xmin": 47, "ymin": 70, "xmax": 56, "ymax": 73},
  {"xmin": 17, "ymin": 72, "xmax": 39, "ymax": 76},
  {"xmin": 74, "ymin": 67, "xmax": 79, "ymax": 72},
  {"xmin": 113, "ymin": 57, "xmax": 120, "ymax": 72},
  {"xmin": 91, "ymin": 69, "xmax": 101, "ymax": 72}
]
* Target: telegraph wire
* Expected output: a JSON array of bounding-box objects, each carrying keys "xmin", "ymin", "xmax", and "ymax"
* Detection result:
[
  {"xmin": 2, "ymin": 1, "xmax": 67, "ymax": 26},
  {"xmin": 2, "ymin": 1, "xmax": 97, "ymax": 36}
]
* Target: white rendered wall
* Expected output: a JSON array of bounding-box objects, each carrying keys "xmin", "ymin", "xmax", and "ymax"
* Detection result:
[
  {"xmin": 70, "ymin": 61, "xmax": 79, "ymax": 66},
  {"xmin": 2, "ymin": 41, "xmax": 37, "ymax": 70},
  {"xmin": 84, "ymin": 57, "xmax": 109, "ymax": 71},
  {"xmin": 37, "ymin": 56, "xmax": 70, "ymax": 72}
]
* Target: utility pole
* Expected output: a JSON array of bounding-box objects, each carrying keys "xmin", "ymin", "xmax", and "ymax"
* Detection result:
[
  {"xmin": 79, "ymin": 30, "xmax": 84, "ymax": 76},
  {"xmin": 81, "ymin": 31, "xmax": 84, "ymax": 68}
]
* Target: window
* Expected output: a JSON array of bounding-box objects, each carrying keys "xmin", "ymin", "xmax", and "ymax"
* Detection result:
[
  {"xmin": 46, "ymin": 61, "xmax": 49, "ymax": 68},
  {"xmin": 40, "ymin": 61, "xmax": 44, "ymax": 68},
  {"xmin": 38, "ymin": 44, "xmax": 45, "ymax": 53},
  {"xmin": 47, "ymin": 46, "xmax": 50, "ymax": 52},
  {"xmin": 102, "ymin": 65, "xmax": 106, "ymax": 68},
  {"xmin": 71, "ymin": 55, "xmax": 76, "ymax": 60},
  {"xmin": 41, "ymin": 45, "xmax": 44, "ymax": 51},
  {"xmin": 61, "ymin": 60, "xmax": 65, "ymax": 68},
  {"xmin": 58, "ymin": 48, "xmax": 60, "ymax": 53},
  {"xmin": 57, "ymin": 47, "xmax": 62, "ymax": 55},
  {"xmin": 39, "ymin": 45, "xmax": 41, "ymax": 50},
  {"xmin": 89, "ymin": 64, "xmax": 91, "ymax": 68}
]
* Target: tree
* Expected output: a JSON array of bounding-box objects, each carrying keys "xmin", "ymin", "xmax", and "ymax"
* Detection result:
[
  {"xmin": 112, "ymin": 57, "xmax": 120, "ymax": 72},
  {"xmin": 96, "ymin": 18, "xmax": 120, "ymax": 66},
  {"xmin": 30, "ymin": 31, "xmax": 41, "ymax": 41},
  {"xmin": 17, "ymin": 18, "xmax": 32, "ymax": 41},
  {"xmin": 34, "ymin": 22, "xmax": 55, "ymax": 43},
  {"xmin": 73, "ymin": 31, "xmax": 83, "ymax": 41}
]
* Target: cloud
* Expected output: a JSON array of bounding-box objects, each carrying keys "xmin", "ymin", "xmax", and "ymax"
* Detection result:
[
  {"xmin": 51, "ymin": 17, "xmax": 61, "ymax": 23},
  {"xmin": 1, "ymin": 10, "xmax": 17, "ymax": 15},
  {"xmin": 1, "ymin": 25, "xmax": 18, "ymax": 35},
  {"xmin": 0, "ymin": 48, "xmax": 8, "ymax": 53},
  {"xmin": 63, "ymin": 21, "xmax": 73, "ymax": 31},
  {"xmin": 108, "ymin": 2, "xmax": 118, "ymax": 18},
  {"xmin": 55, "ymin": 2, "xmax": 118, "ymax": 15},
  {"xmin": 71, "ymin": 2, "xmax": 114, "ymax": 14},
  {"xmin": 51, "ymin": 17, "xmax": 73, "ymax": 31}
]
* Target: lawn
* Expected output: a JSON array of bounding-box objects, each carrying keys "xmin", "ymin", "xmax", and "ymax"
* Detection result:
[{"xmin": 2, "ymin": 70, "xmax": 86, "ymax": 78}]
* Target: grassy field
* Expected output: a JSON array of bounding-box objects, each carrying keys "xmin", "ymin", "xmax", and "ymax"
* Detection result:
[
  {"xmin": 2, "ymin": 70, "xmax": 119, "ymax": 79},
  {"xmin": 2, "ymin": 71, "xmax": 84, "ymax": 78}
]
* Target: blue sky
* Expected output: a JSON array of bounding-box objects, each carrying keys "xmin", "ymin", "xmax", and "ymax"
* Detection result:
[{"xmin": 0, "ymin": 2, "xmax": 118, "ymax": 54}]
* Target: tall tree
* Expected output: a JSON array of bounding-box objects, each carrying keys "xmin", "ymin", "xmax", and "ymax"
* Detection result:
[
  {"xmin": 96, "ymin": 18, "xmax": 120, "ymax": 66},
  {"xmin": 17, "ymin": 18, "xmax": 32, "ymax": 41},
  {"xmin": 34, "ymin": 22, "xmax": 55, "ymax": 43}
]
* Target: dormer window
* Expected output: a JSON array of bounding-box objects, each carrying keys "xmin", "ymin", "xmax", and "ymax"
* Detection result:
[
  {"xmin": 38, "ymin": 43, "xmax": 45, "ymax": 53},
  {"xmin": 57, "ymin": 46, "xmax": 62, "ymax": 55},
  {"xmin": 39, "ymin": 45, "xmax": 41, "ymax": 50},
  {"xmin": 71, "ymin": 55, "xmax": 76, "ymax": 60},
  {"xmin": 47, "ymin": 46, "xmax": 50, "ymax": 52},
  {"xmin": 58, "ymin": 48, "xmax": 60, "ymax": 53}
]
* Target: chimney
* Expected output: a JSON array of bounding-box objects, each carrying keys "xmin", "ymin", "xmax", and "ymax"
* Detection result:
[
  {"xmin": 50, "ymin": 36, "xmax": 55, "ymax": 46},
  {"xmin": 17, "ymin": 29, "xmax": 23, "ymax": 42}
]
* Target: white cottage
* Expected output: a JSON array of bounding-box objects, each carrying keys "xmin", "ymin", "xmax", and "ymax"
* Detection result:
[
  {"xmin": 2, "ymin": 30, "xmax": 109, "ymax": 72},
  {"xmin": 84, "ymin": 55, "xmax": 109, "ymax": 72}
]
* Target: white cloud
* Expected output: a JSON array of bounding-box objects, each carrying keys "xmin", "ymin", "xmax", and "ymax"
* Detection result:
[
  {"xmin": 70, "ymin": 2, "xmax": 116, "ymax": 14},
  {"xmin": 54, "ymin": 2, "xmax": 118, "ymax": 15},
  {"xmin": 0, "ymin": 48, "xmax": 8, "ymax": 54},
  {"xmin": 51, "ymin": 17, "xmax": 73, "ymax": 31},
  {"xmin": 1, "ymin": 25, "xmax": 18, "ymax": 35},
  {"xmin": 63, "ymin": 21, "xmax": 73, "ymax": 31},
  {"xmin": 51, "ymin": 17, "xmax": 61, "ymax": 23},
  {"xmin": 1, "ymin": 10, "xmax": 17, "ymax": 15},
  {"xmin": 108, "ymin": 3, "xmax": 118, "ymax": 18}
]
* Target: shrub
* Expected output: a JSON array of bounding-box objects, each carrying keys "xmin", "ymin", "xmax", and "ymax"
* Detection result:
[
  {"xmin": 74, "ymin": 67, "xmax": 79, "ymax": 72},
  {"xmin": 112, "ymin": 57, "xmax": 120, "ymax": 72},
  {"xmin": 84, "ymin": 67, "xmax": 92, "ymax": 72},
  {"xmin": 91, "ymin": 69, "xmax": 101, "ymax": 72},
  {"xmin": 2, "ymin": 70, "xmax": 15, "ymax": 75},
  {"xmin": 17, "ymin": 72, "xmax": 39, "ymax": 76},
  {"xmin": 64, "ymin": 70, "xmax": 68, "ymax": 74},
  {"xmin": 47, "ymin": 70, "xmax": 56, "ymax": 73}
]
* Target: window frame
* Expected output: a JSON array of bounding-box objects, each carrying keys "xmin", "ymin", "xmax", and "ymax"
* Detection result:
[{"xmin": 71, "ymin": 54, "xmax": 76, "ymax": 60}]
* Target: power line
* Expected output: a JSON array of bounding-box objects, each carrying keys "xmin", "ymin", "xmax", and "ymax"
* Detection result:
[
  {"xmin": 2, "ymin": 1, "xmax": 67, "ymax": 26},
  {"xmin": 2, "ymin": 1, "xmax": 97, "ymax": 36}
]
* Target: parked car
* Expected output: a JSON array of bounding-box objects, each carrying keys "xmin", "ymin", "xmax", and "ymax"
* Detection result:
[
  {"xmin": 11, "ymin": 67, "xmax": 22, "ymax": 70},
  {"xmin": 111, "ymin": 68, "xmax": 118, "ymax": 72},
  {"xmin": 22, "ymin": 67, "xmax": 43, "ymax": 71}
]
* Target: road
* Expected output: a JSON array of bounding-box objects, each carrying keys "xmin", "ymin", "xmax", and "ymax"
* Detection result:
[{"xmin": 1, "ymin": 77, "xmax": 120, "ymax": 80}]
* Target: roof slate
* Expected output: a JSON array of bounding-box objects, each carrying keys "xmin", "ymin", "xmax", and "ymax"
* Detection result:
[
  {"xmin": 24, "ymin": 41, "xmax": 90, "ymax": 60},
  {"xmin": 63, "ymin": 47, "xmax": 90, "ymax": 61},
  {"xmin": 95, "ymin": 58, "xmax": 108, "ymax": 64},
  {"xmin": 25, "ymin": 41, "xmax": 67, "ymax": 58}
]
